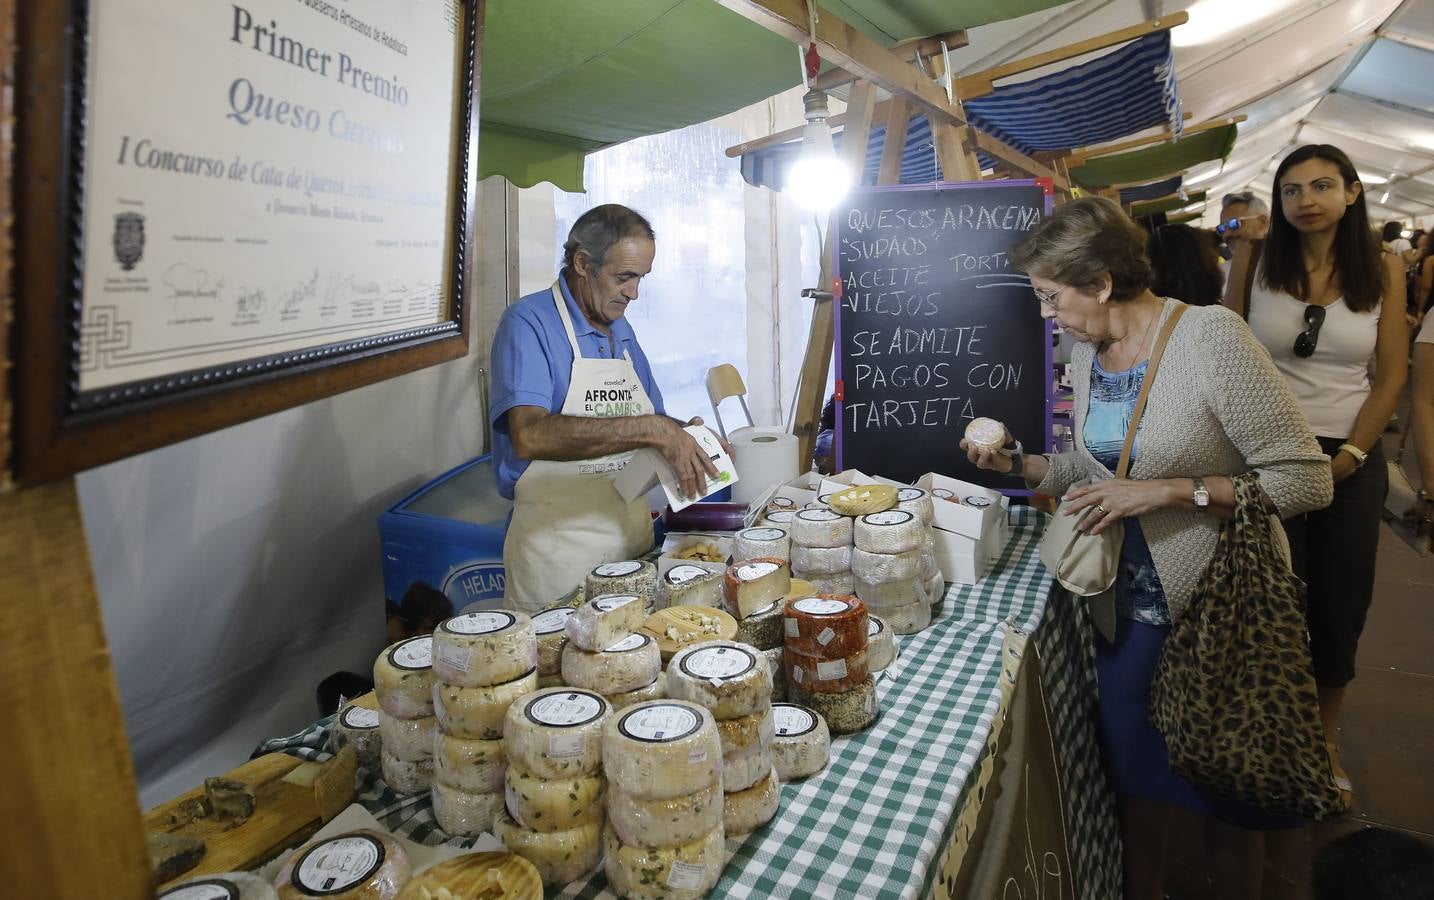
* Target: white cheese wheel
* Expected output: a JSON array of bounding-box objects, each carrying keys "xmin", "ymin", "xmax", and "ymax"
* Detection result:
[
  {"xmin": 789, "ymin": 544, "xmax": 852, "ymax": 576},
  {"xmin": 666, "ymin": 641, "xmax": 773, "ymax": 719},
  {"xmin": 771, "ymin": 703, "xmax": 831, "ymax": 780},
  {"xmin": 785, "ymin": 646, "xmax": 870, "ymax": 694},
  {"xmin": 964, "ymin": 416, "xmax": 1006, "ymax": 451},
  {"xmin": 603, "ymin": 824, "xmax": 724, "ymax": 900},
  {"xmin": 494, "ymin": 808, "xmax": 602, "ymax": 889},
  {"xmin": 505, "ymin": 765, "xmax": 605, "ymax": 832},
  {"xmin": 537, "ymin": 673, "xmax": 565, "ymax": 689},
  {"xmin": 722, "ymin": 745, "xmax": 773, "ymax": 794},
  {"xmin": 380, "ymin": 751, "xmax": 433, "ymax": 795},
  {"xmin": 432, "ymin": 668, "xmax": 539, "ymax": 740},
  {"xmin": 782, "ymin": 595, "xmax": 869, "ymax": 657},
  {"xmin": 734, "ymin": 526, "xmax": 790, "ymax": 562},
  {"xmin": 330, "ymin": 702, "xmax": 383, "ymax": 772},
  {"xmin": 607, "ymin": 780, "xmax": 723, "ymax": 849},
  {"xmin": 377, "ymin": 712, "xmax": 436, "ymax": 763},
  {"xmin": 854, "ymin": 573, "xmax": 923, "ymax": 609},
  {"xmin": 660, "ymin": 565, "xmax": 725, "ymax": 608},
  {"xmin": 434, "ymin": 733, "xmax": 506, "ymax": 794},
  {"xmin": 896, "ymin": 487, "xmax": 935, "ymax": 524},
  {"xmin": 789, "ymin": 675, "xmax": 880, "ymax": 735},
  {"xmin": 917, "ymin": 547, "xmax": 940, "ymax": 583},
  {"xmin": 761, "ymin": 509, "xmax": 798, "ymax": 527},
  {"xmin": 560, "ymin": 632, "xmax": 661, "ymax": 694},
  {"xmin": 566, "ymin": 594, "xmax": 646, "ymax": 652},
  {"xmin": 867, "ymin": 616, "xmax": 897, "ymax": 672},
  {"xmin": 606, "ymin": 673, "xmax": 666, "ymax": 711},
  {"xmin": 925, "ymin": 573, "xmax": 947, "ymax": 607},
  {"xmin": 373, "ymin": 636, "xmax": 436, "ymax": 719},
  {"xmin": 532, "ymin": 605, "xmax": 576, "ymax": 676},
  {"xmin": 162, "ymin": 872, "xmax": 278, "ymax": 900},
  {"xmin": 801, "ymin": 571, "xmax": 857, "ymax": 595},
  {"xmin": 883, "ymin": 598, "xmax": 934, "ymax": 634},
  {"xmin": 584, "ymin": 560, "xmax": 657, "ymax": 610},
  {"xmin": 432, "ymin": 611, "xmax": 538, "ymax": 688},
  {"xmin": 716, "ymin": 706, "xmax": 775, "ymax": 757},
  {"xmin": 431, "ymin": 781, "xmax": 504, "ymax": 838},
  {"xmin": 723, "ymin": 767, "xmax": 780, "ymax": 837},
  {"xmin": 854, "ymin": 510, "xmax": 923, "ymax": 554},
  {"xmin": 850, "ymin": 546, "xmax": 921, "ymax": 583},
  {"xmin": 274, "ymin": 829, "xmax": 410, "ymax": 900},
  {"xmin": 763, "ymin": 647, "xmax": 786, "ymax": 702},
  {"xmin": 602, "ymin": 700, "xmax": 722, "ymax": 801},
  {"xmin": 734, "ymin": 599, "xmax": 786, "ymax": 651},
  {"xmin": 722, "ymin": 558, "xmax": 791, "ymax": 619},
  {"xmin": 790, "ymin": 509, "xmax": 853, "ymax": 548},
  {"xmin": 502, "ymin": 687, "xmax": 611, "ymax": 779}
]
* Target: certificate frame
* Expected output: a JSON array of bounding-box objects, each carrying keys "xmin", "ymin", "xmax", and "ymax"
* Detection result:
[{"xmin": 9, "ymin": 0, "xmax": 483, "ymax": 484}]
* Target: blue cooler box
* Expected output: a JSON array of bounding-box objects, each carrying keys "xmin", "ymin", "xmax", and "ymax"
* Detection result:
[{"xmin": 379, "ymin": 455, "xmax": 511, "ymax": 615}]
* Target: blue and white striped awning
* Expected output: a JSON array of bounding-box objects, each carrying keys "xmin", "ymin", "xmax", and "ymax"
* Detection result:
[{"xmin": 1119, "ymin": 176, "xmax": 1183, "ymax": 205}]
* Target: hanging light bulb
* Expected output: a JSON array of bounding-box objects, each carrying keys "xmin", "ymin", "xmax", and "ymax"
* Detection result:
[{"xmin": 785, "ymin": 88, "xmax": 851, "ymax": 211}]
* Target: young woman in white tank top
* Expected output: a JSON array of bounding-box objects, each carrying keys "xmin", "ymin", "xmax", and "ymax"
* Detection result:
[{"xmin": 1244, "ymin": 144, "xmax": 1409, "ymax": 803}]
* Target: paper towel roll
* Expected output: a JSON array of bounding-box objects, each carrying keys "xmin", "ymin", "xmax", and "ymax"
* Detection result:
[{"xmin": 729, "ymin": 427, "xmax": 800, "ymax": 504}]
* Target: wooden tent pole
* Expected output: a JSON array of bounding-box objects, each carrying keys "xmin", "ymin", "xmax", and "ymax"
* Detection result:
[{"xmin": 877, "ymin": 100, "xmax": 911, "ymax": 186}]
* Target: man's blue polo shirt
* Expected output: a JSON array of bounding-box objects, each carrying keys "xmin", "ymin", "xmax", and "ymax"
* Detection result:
[{"xmin": 489, "ymin": 276, "xmax": 665, "ymax": 500}]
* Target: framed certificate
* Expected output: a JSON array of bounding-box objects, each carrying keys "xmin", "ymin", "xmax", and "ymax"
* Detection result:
[{"xmin": 11, "ymin": 0, "xmax": 482, "ymax": 483}]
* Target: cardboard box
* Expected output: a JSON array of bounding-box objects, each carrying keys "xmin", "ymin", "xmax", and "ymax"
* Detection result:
[
  {"xmin": 918, "ymin": 473, "xmax": 1004, "ymax": 539},
  {"xmin": 930, "ymin": 505, "xmax": 1009, "ymax": 585},
  {"xmin": 767, "ymin": 471, "xmax": 823, "ymax": 510},
  {"xmin": 817, "ymin": 468, "xmax": 879, "ymax": 497},
  {"xmin": 613, "ymin": 425, "xmax": 739, "ymax": 513},
  {"xmin": 656, "ymin": 532, "xmax": 734, "ymax": 579}
]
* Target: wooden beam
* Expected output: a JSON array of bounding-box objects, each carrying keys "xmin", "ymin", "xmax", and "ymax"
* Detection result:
[
  {"xmin": 1066, "ymin": 115, "xmax": 1247, "ymax": 166},
  {"xmin": 877, "ymin": 100, "xmax": 910, "ymax": 185},
  {"xmin": 935, "ymin": 123, "xmax": 981, "ymax": 182},
  {"xmin": 952, "ymin": 12, "xmax": 1190, "ymax": 99},
  {"xmin": 725, "ymin": 98, "xmax": 895, "ymax": 158},
  {"xmin": 967, "ymin": 130, "xmax": 1071, "ymax": 191},
  {"xmin": 892, "ymin": 29, "xmax": 970, "ymax": 59},
  {"xmin": 813, "ymin": 66, "xmax": 856, "ymax": 92}
]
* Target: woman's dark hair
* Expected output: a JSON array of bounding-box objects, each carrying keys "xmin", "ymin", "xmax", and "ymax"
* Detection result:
[
  {"xmin": 1009, "ymin": 196, "xmax": 1152, "ymax": 301},
  {"xmin": 1147, "ymin": 224, "xmax": 1223, "ymax": 306},
  {"xmin": 1381, "ymin": 221, "xmax": 1404, "ymax": 243},
  {"xmin": 562, "ymin": 204, "xmax": 655, "ymax": 273},
  {"xmin": 1261, "ymin": 144, "xmax": 1384, "ymax": 313}
]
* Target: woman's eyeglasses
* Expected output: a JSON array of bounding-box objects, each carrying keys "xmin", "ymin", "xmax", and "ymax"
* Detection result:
[
  {"xmin": 1294, "ymin": 304, "xmax": 1326, "ymax": 358},
  {"xmin": 1033, "ymin": 285, "xmax": 1064, "ymax": 309}
]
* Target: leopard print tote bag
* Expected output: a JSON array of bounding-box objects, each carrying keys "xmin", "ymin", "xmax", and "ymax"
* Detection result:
[{"xmin": 1149, "ymin": 473, "xmax": 1346, "ymax": 820}]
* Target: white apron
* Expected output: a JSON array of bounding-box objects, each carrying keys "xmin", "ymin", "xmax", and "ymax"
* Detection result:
[{"xmin": 502, "ymin": 284, "xmax": 656, "ymax": 612}]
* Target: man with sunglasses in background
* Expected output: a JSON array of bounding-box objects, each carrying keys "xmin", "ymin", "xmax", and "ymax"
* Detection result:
[{"xmin": 1216, "ymin": 191, "xmax": 1271, "ymax": 287}]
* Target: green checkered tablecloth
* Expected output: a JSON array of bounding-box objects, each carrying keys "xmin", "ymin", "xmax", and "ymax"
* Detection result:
[{"xmin": 257, "ymin": 507, "xmax": 1119, "ymax": 899}]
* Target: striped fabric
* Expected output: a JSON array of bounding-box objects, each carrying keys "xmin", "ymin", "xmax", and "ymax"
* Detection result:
[{"xmin": 1120, "ymin": 175, "xmax": 1184, "ymax": 205}]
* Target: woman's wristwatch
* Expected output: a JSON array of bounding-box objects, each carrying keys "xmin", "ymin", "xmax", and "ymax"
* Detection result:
[
  {"xmin": 1001, "ymin": 437, "xmax": 1024, "ymax": 477},
  {"xmin": 1337, "ymin": 442, "xmax": 1368, "ymax": 468}
]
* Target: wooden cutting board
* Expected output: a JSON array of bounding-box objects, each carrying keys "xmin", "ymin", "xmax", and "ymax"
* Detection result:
[
  {"xmin": 640, "ymin": 605, "xmax": 737, "ymax": 661},
  {"xmin": 397, "ymin": 852, "xmax": 543, "ymax": 900}
]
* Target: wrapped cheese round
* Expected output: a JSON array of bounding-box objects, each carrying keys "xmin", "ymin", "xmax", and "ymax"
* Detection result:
[
  {"xmin": 494, "ymin": 808, "xmax": 601, "ymax": 888},
  {"xmin": 722, "ymin": 558, "xmax": 791, "ymax": 619},
  {"xmin": 163, "ymin": 872, "xmax": 278, "ymax": 900},
  {"xmin": 432, "ymin": 611, "xmax": 537, "ymax": 688},
  {"xmin": 790, "ymin": 675, "xmax": 880, "ymax": 735},
  {"xmin": 532, "ymin": 606, "xmax": 576, "ymax": 676},
  {"xmin": 763, "ymin": 647, "xmax": 786, "ymax": 702},
  {"xmin": 435, "ymin": 734, "xmax": 506, "ymax": 793},
  {"xmin": 883, "ymin": 598, "xmax": 934, "ymax": 634},
  {"xmin": 850, "ymin": 546, "xmax": 921, "ymax": 583},
  {"xmin": 790, "ymin": 509, "xmax": 853, "ymax": 548},
  {"xmin": 666, "ymin": 641, "xmax": 772, "ymax": 719},
  {"xmin": 790, "ymin": 544, "xmax": 852, "ymax": 576},
  {"xmin": 867, "ymin": 616, "xmax": 897, "ymax": 672},
  {"xmin": 378, "ymin": 712, "xmax": 437, "ymax": 763},
  {"xmin": 431, "ymin": 781, "xmax": 504, "ymax": 838},
  {"xmin": 373, "ymin": 636, "xmax": 436, "ymax": 719},
  {"xmin": 602, "ymin": 700, "xmax": 722, "ymax": 801},
  {"xmin": 896, "ymin": 487, "xmax": 935, "ymax": 524},
  {"xmin": 734, "ymin": 599, "xmax": 786, "ymax": 651},
  {"xmin": 761, "ymin": 509, "xmax": 798, "ymax": 527},
  {"xmin": 584, "ymin": 560, "xmax": 657, "ymax": 610},
  {"xmin": 734, "ymin": 526, "xmax": 790, "ymax": 562},
  {"xmin": 502, "ymin": 687, "xmax": 610, "ymax": 779},
  {"xmin": 274, "ymin": 830, "xmax": 410, "ymax": 900},
  {"xmin": 330, "ymin": 697, "xmax": 383, "ymax": 771},
  {"xmin": 660, "ymin": 565, "xmax": 724, "ymax": 608},
  {"xmin": 785, "ymin": 646, "xmax": 869, "ymax": 694},
  {"xmin": 560, "ymin": 632, "xmax": 661, "ymax": 694},
  {"xmin": 716, "ymin": 706, "xmax": 774, "ymax": 757},
  {"xmin": 603, "ymin": 824, "xmax": 724, "ymax": 900},
  {"xmin": 801, "ymin": 571, "xmax": 856, "ymax": 595},
  {"xmin": 504, "ymin": 766, "xmax": 605, "ymax": 832},
  {"xmin": 537, "ymin": 673, "xmax": 565, "ymax": 689},
  {"xmin": 964, "ymin": 416, "xmax": 1007, "ymax": 452},
  {"xmin": 782, "ymin": 595, "xmax": 869, "ymax": 657},
  {"xmin": 722, "ymin": 745, "xmax": 773, "ymax": 794},
  {"xmin": 381, "ymin": 751, "xmax": 433, "ymax": 795},
  {"xmin": 607, "ymin": 780, "xmax": 722, "ymax": 849},
  {"xmin": 606, "ymin": 674, "xmax": 665, "ymax": 711},
  {"xmin": 724, "ymin": 767, "xmax": 780, "ymax": 837},
  {"xmin": 854, "ymin": 510, "xmax": 923, "ymax": 554},
  {"xmin": 432, "ymin": 668, "xmax": 539, "ymax": 740},
  {"xmin": 566, "ymin": 594, "xmax": 646, "ymax": 652},
  {"xmin": 771, "ymin": 703, "xmax": 830, "ymax": 780},
  {"xmin": 854, "ymin": 573, "xmax": 923, "ymax": 609}
]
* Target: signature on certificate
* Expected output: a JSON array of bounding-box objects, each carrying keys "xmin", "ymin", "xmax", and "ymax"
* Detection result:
[
  {"xmin": 280, "ymin": 269, "xmax": 319, "ymax": 312},
  {"xmin": 163, "ymin": 263, "xmax": 224, "ymax": 305}
]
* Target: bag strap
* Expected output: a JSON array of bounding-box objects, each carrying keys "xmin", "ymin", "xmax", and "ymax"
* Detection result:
[
  {"xmin": 1115, "ymin": 303, "xmax": 1188, "ymax": 479},
  {"xmin": 1222, "ymin": 238, "xmax": 1264, "ymax": 320}
]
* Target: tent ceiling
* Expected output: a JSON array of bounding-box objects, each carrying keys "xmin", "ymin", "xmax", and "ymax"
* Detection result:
[{"xmin": 818, "ymin": 0, "xmax": 1070, "ymax": 44}]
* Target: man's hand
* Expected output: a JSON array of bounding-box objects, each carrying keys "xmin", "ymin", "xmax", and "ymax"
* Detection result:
[{"xmin": 657, "ymin": 417, "xmax": 721, "ymax": 500}]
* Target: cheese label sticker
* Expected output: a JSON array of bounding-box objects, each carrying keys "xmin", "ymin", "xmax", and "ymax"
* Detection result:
[
  {"xmin": 388, "ymin": 636, "xmax": 433, "ymax": 670},
  {"xmin": 548, "ymin": 730, "xmax": 588, "ymax": 759},
  {"xmin": 667, "ymin": 860, "xmax": 708, "ymax": 892},
  {"xmin": 792, "ymin": 666, "xmax": 803, "ymax": 684},
  {"xmin": 681, "ymin": 645, "xmax": 756, "ymax": 679},
  {"xmin": 737, "ymin": 561, "xmax": 780, "ymax": 581},
  {"xmin": 619, "ymin": 704, "xmax": 701, "ymax": 742},
  {"xmin": 292, "ymin": 834, "xmax": 384, "ymax": 894},
  {"xmin": 532, "ymin": 607, "xmax": 575, "ymax": 634},
  {"xmin": 932, "ymin": 488, "xmax": 955, "ymax": 499},
  {"xmin": 769, "ymin": 497, "xmax": 796, "ymax": 509},
  {"xmin": 527, "ymin": 691, "xmax": 604, "ymax": 728},
  {"xmin": 605, "ymin": 633, "xmax": 650, "ymax": 653},
  {"xmin": 742, "ymin": 527, "xmax": 786, "ymax": 542},
  {"xmin": 817, "ymin": 659, "xmax": 848, "ymax": 680},
  {"xmin": 340, "ymin": 706, "xmax": 381, "ymax": 729},
  {"xmin": 160, "ymin": 879, "xmax": 241, "ymax": 900},
  {"xmin": 897, "ymin": 488, "xmax": 925, "ymax": 501},
  {"xmin": 773, "ymin": 704, "xmax": 817, "ymax": 736},
  {"xmin": 868, "ymin": 618, "xmax": 885, "ymax": 636},
  {"xmin": 765, "ymin": 510, "xmax": 797, "ymax": 523},
  {"xmin": 865, "ymin": 688, "xmax": 879, "ymax": 715},
  {"xmin": 593, "ymin": 595, "xmax": 639, "ymax": 612},
  {"xmin": 751, "ymin": 601, "xmax": 779, "ymax": 618},
  {"xmin": 864, "ymin": 510, "xmax": 914, "ymax": 526},
  {"xmin": 666, "ymin": 565, "xmax": 710, "ymax": 585},
  {"xmin": 443, "ymin": 611, "xmax": 517, "ymax": 636},
  {"xmin": 816, "ymin": 627, "xmax": 837, "ymax": 646},
  {"xmin": 793, "ymin": 597, "xmax": 850, "ymax": 616},
  {"xmin": 799, "ymin": 509, "xmax": 841, "ymax": 521},
  {"xmin": 784, "ymin": 618, "xmax": 799, "ymax": 637},
  {"xmin": 595, "ymin": 560, "xmax": 644, "ymax": 577},
  {"xmin": 963, "ymin": 495, "xmax": 994, "ymax": 508},
  {"xmin": 434, "ymin": 643, "xmax": 472, "ymax": 674}
]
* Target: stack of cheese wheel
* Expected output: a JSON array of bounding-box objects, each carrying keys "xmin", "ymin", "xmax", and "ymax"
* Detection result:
[
  {"xmin": 585, "ymin": 560, "xmax": 659, "ymax": 612},
  {"xmin": 758, "ymin": 579, "xmax": 817, "ymax": 703},
  {"xmin": 918, "ymin": 528, "xmax": 946, "ymax": 612},
  {"xmin": 562, "ymin": 595, "xmax": 663, "ymax": 712},
  {"xmin": 851, "ymin": 510, "xmax": 932, "ymax": 635},
  {"xmin": 373, "ymin": 636, "xmax": 438, "ymax": 794},
  {"xmin": 760, "ymin": 508, "xmax": 798, "ymax": 530},
  {"xmin": 667, "ymin": 641, "xmax": 779, "ymax": 839},
  {"xmin": 330, "ymin": 691, "xmax": 383, "ymax": 772},
  {"xmin": 733, "ymin": 525, "xmax": 790, "ymax": 564},
  {"xmin": 788, "ymin": 508, "xmax": 856, "ymax": 595},
  {"xmin": 532, "ymin": 605, "xmax": 576, "ymax": 689},
  {"xmin": 429, "ymin": 611, "xmax": 539, "ymax": 836},
  {"xmin": 602, "ymin": 700, "xmax": 726, "ymax": 897},
  {"xmin": 782, "ymin": 595, "xmax": 880, "ymax": 734},
  {"xmin": 496, "ymin": 687, "xmax": 612, "ymax": 888}
]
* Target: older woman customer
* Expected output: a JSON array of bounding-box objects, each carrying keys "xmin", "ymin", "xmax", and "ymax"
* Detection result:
[{"xmin": 961, "ymin": 197, "xmax": 1333, "ymax": 900}]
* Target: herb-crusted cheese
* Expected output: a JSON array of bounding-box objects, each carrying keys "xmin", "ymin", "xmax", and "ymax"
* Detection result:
[
  {"xmin": 430, "ymin": 781, "xmax": 503, "ymax": 838},
  {"xmin": 733, "ymin": 599, "xmax": 786, "ymax": 651},
  {"xmin": 432, "ymin": 611, "xmax": 538, "ymax": 688},
  {"xmin": 373, "ymin": 636, "xmax": 436, "ymax": 719},
  {"xmin": 723, "ymin": 767, "xmax": 779, "ymax": 837},
  {"xmin": 602, "ymin": 824, "xmax": 724, "ymax": 899},
  {"xmin": 763, "ymin": 647, "xmax": 786, "ymax": 703},
  {"xmin": 715, "ymin": 706, "xmax": 775, "ymax": 757},
  {"xmin": 494, "ymin": 807, "xmax": 602, "ymax": 889},
  {"xmin": 722, "ymin": 745, "xmax": 774, "ymax": 794},
  {"xmin": 602, "ymin": 701, "xmax": 722, "ymax": 801},
  {"xmin": 606, "ymin": 674, "xmax": 666, "ymax": 711},
  {"xmin": 789, "ymin": 675, "xmax": 880, "ymax": 735},
  {"xmin": 532, "ymin": 606, "xmax": 576, "ymax": 676},
  {"xmin": 329, "ymin": 695, "xmax": 382, "ymax": 771},
  {"xmin": 502, "ymin": 687, "xmax": 611, "ymax": 779},
  {"xmin": 435, "ymin": 734, "xmax": 506, "ymax": 794},
  {"xmin": 771, "ymin": 703, "xmax": 830, "ymax": 780},
  {"xmin": 432, "ymin": 668, "xmax": 538, "ymax": 740},
  {"xmin": 377, "ymin": 712, "xmax": 437, "ymax": 762},
  {"xmin": 504, "ymin": 766, "xmax": 605, "ymax": 832},
  {"xmin": 584, "ymin": 560, "xmax": 657, "ymax": 610},
  {"xmin": 380, "ymin": 751, "xmax": 433, "ymax": 795},
  {"xmin": 560, "ymin": 632, "xmax": 661, "ymax": 694},
  {"xmin": 665, "ymin": 641, "xmax": 772, "ymax": 719},
  {"xmin": 607, "ymin": 780, "xmax": 722, "ymax": 849},
  {"xmin": 567, "ymin": 594, "xmax": 646, "ymax": 652}
]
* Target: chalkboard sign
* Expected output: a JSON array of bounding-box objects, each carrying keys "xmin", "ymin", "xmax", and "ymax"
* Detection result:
[{"xmin": 835, "ymin": 181, "xmax": 1053, "ymax": 488}]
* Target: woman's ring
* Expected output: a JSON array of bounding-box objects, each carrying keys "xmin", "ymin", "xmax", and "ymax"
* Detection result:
[{"xmin": 1095, "ymin": 504, "xmax": 1107, "ymax": 514}]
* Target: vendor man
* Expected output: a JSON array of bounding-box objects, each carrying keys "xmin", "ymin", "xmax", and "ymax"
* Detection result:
[{"xmin": 490, "ymin": 204, "xmax": 719, "ymax": 612}]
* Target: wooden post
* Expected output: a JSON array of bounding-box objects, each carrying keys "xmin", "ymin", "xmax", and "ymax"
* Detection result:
[
  {"xmin": 877, "ymin": 100, "xmax": 911, "ymax": 186},
  {"xmin": 934, "ymin": 124, "xmax": 982, "ymax": 182}
]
